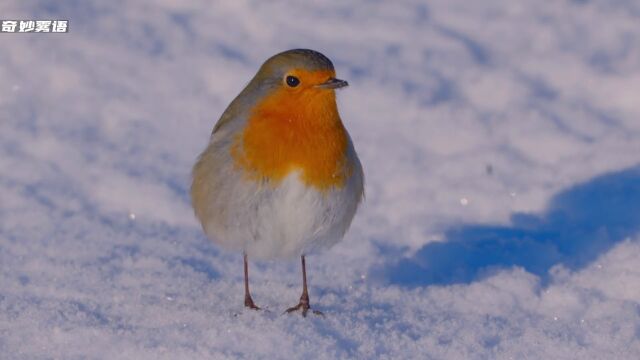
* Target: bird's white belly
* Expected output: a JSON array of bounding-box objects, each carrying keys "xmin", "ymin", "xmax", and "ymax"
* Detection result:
[{"xmin": 204, "ymin": 170, "xmax": 360, "ymax": 259}]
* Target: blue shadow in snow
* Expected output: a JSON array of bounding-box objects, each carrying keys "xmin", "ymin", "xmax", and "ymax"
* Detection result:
[{"xmin": 379, "ymin": 165, "xmax": 640, "ymax": 287}]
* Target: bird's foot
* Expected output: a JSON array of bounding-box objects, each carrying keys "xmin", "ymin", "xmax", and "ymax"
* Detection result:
[
  {"xmin": 244, "ymin": 295, "xmax": 261, "ymax": 310},
  {"xmin": 284, "ymin": 296, "xmax": 323, "ymax": 317}
]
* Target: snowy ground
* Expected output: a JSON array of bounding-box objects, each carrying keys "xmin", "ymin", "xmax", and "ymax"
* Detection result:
[{"xmin": 2, "ymin": 0, "xmax": 640, "ymax": 358}]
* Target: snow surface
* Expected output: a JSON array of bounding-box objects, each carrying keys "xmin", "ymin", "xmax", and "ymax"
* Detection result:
[{"xmin": 2, "ymin": 0, "xmax": 640, "ymax": 358}]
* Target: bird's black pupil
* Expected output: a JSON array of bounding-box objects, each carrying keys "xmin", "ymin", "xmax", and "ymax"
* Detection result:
[{"xmin": 286, "ymin": 75, "xmax": 300, "ymax": 87}]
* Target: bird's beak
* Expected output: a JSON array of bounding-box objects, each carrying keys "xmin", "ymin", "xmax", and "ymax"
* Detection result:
[{"xmin": 316, "ymin": 77, "xmax": 349, "ymax": 89}]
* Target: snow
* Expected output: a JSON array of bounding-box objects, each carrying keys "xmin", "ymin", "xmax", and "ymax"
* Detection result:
[{"xmin": 1, "ymin": 0, "xmax": 640, "ymax": 358}]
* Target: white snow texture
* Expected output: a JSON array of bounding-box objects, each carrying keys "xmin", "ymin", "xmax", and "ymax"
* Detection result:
[{"xmin": 2, "ymin": 1, "xmax": 640, "ymax": 359}]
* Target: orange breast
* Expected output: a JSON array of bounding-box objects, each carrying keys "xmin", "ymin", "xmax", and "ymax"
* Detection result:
[{"xmin": 231, "ymin": 80, "xmax": 350, "ymax": 190}]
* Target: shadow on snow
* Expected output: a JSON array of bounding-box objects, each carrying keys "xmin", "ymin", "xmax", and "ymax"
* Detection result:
[{"xmin": 377, "ymin": 165, "xmax": 640, "ymax": 287}]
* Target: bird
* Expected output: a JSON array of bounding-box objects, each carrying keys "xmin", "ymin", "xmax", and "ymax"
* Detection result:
[{"xmin": 191, "ymin": 49, "xmax": 364, "ymax": 316}]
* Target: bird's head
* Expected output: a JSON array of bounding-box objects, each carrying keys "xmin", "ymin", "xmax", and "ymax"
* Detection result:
[
  {"xmin": 254, "ymin": 49, "xmax": 348, "ymax": 95},
  {"xmin": 240, "ymin": 49, "xmax": 348, "ymax": 123}
]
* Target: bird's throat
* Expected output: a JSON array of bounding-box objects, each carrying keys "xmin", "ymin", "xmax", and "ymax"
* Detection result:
[{"xmin": 231, "ymin": 89, "xmax": 351, "ymax": 190}]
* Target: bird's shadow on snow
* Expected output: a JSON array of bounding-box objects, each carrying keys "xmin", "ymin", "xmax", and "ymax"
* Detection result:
[{"xmin": 376, "ymin": 165, "xmax": 640, "ymax": 287}]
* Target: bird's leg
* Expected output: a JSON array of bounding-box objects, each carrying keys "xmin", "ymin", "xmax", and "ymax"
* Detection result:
[
  {"xmin": 285, "ymin": 255, "xmax": 323, "ymax": 317},
  {"xmin": 243, "ymin": 253, "xmax": 260, "ymax": 310}
]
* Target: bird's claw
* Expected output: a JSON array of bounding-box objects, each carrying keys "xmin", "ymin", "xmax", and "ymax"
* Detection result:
[
  {"xmin": 244, "ymin": 295, "xmax": 261, "ymax": 310},
  {"xmin": 284, "ymin": 302, "xmax": 324, "ymax": 317}
]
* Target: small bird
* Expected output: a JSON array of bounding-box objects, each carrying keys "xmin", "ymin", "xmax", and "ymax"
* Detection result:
[{"xmin": 191, "ymin": 49, "xmax": 363, "ymax": 316}]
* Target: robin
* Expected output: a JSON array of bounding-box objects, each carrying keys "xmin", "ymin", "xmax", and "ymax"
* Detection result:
[{"xmin": 191, "ymin": 49, "xmax": 364, "ymax": 316}]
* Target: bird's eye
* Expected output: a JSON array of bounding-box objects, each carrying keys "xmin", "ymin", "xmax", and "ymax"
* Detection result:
[{"xmin": 285, "ymin": 75, "xmax": 300, "ymax": 87}]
